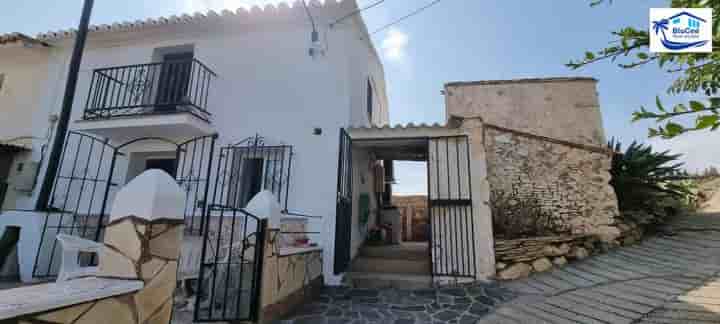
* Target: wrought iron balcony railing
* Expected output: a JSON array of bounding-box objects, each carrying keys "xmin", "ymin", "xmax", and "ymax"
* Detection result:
[{"xmin": 83, "ymin": 59, "xmax": 216, "ymax": 121}]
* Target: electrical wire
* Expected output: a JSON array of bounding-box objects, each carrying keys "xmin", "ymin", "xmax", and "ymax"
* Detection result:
[
  {"xmin": 369, "ymin": 0, "xmax": 445, "ymax": 36},
  {"xmin": 301, "ymin": 0, "xmax": 317, "ymax": 33},
  {"xmin": 329, "ymin": 0, "xmax": 387, "ymax": 28}
]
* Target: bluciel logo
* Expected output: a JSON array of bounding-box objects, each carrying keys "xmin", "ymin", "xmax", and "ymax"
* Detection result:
[{"xmin": 650, "ymin": 8, "xmax": 712, "ymax": 53}]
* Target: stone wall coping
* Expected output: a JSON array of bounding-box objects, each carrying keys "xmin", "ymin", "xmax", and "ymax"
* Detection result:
[
  {"xmin": 495, "ymin": 234, "xmax": 594, "ymax": 246},
  {"xmin": 0, "ymin": 277, "xmax": 143, "ymax": 320},
  {"xmin": 279, "ymin": 246, "xmax": 322, "ymax": 257},
  {"xmin": 484, "ymin": 123, "xmax": 612, "ymax": 156},
  {"xmin": 280, "ymin": 215, "xmax": 311, "ymax": 222},
  {"xmin": 109, "ymin": 169, "xmax": 185, "ymax": 222},
  {"xmin": 445, "ymin": 77, "xmax": 598, "ymax": 88}
]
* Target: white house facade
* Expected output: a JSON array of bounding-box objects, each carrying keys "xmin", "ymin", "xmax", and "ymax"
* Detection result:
[
  {"xmin": 0, "ymin": 0, "xmax": 389, "ymax": 291},
  {"xmin": 0, "ymin": 3, "xmax": 622, "ymax": 322}
]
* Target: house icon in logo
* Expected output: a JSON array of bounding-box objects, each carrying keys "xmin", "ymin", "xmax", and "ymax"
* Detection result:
[
  {"xmin": 651, "ymin": 9, "xmax": 712, "ymax": 52},
  {"xmin": 669, "ymin": 11, "xmax": 704, "ymax": 28}
]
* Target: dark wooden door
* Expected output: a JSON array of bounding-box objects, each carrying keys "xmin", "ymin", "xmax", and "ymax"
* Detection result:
[
  {"xmin": 156, "ymin": 52, "xmax": 193, "ymax": 111},
  {"xmin": 334, "ymin": 129, "xmax": 353, "ymax": 274}
]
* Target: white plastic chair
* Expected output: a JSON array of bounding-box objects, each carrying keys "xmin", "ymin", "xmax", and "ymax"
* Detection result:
[{"xmin": 55, "ymin": 234, "xmax": 105, "ymax": 282}]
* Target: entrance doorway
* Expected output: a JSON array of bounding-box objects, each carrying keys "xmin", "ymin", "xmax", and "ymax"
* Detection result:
[
  {"xmin": 335, "ymin": 129, "xmax": 478, "ymax": 286},
  {"xmin": 155, "ymin": 52, "xmax": 194, "ymax": 112},
  {"xmin": 145, "ymin": 158, "xmax": 176, "ymax": 177}
]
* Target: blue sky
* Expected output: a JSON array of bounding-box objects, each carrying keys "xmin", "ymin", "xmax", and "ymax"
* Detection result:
[{"xmin": 2, "ymin": 0, "xmax": 718, "ymax": 194}]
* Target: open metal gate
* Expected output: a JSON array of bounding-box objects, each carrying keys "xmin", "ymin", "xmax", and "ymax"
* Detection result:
[
  {"xmin": 33, "ymin": 131, "xmax": 118, "ymax": 278},
  {"xmin": 427, "ymin": 135, "xmax": 477, "ymax": 278},
  {"xmin": 33, "ymin": 132, "xmax": 216, "ymax": 278},
  {"xmin": 194, "ymin": 134, "xmax": 293, "ymax": 322},
  {"xmin": 333, "ymin": 128, "xmax": 353, "ymax": 274}
]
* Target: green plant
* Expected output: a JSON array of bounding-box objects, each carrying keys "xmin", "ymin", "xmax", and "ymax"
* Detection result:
[
  {"xmin": 365, "ymin": 226, "xmax": 385, "ymax": 246},
  {"xmin": 490, "ymin": 190, "xmax": 559, "ymax": 239},
  {"xmin": 608, "ymin": 139, "xmax": 696, "ymax": 223},
  {"xmin": 569, "ymin": 0, "xmax": 720, "ymax": 139}
]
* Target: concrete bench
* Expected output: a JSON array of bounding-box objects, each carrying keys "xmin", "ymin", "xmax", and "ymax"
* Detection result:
[{"xmin": 0, "ymin": 277, "xmax": 143, "ymax": 320}]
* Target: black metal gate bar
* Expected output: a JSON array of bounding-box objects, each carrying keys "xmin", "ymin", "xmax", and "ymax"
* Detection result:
[
  {"xmin": 33, "ymin": 131, "xmax": 119, "ymax": 278},
  {"xmin": 428, "ymin": 135, "xmax": 476, "ymax": 278},
  {"xmin": 194, "ymin": 134, "xmax": 293, "ymax": 322},
  {"xmin": 333, "ymin": 128, "xmax": 353, "ymax": 274},
  {"xmin": 216, "ymin": 135, "xmax": 293, "ymax": 210},
  {"xmin": 33, "ymin": 132, "xmax": 217, "ymax": 279},
  {"xmin": 176, "ymin": 134, "xmax": 217, "ymax": 236}
]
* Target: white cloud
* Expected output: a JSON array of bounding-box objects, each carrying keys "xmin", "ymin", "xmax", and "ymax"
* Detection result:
[
  {"xmin": 381, "ymin": 29, "xmax": 409, "ymax": 61},
  {"xmin": 649, "ymin": 130, "xmax": 720, "ymax": 173}
]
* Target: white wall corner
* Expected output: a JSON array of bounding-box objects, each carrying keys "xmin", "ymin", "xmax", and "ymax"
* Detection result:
[
  {"xmin": 245, "ymin": 190, "xmax": 282, "ymax": 229},
  {"xmin": 109, "ymin": 169, "xmax": 185, "ymax": 222}
]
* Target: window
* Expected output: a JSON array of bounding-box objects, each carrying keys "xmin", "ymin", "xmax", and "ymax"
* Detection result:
[
  {"xmin": 0, "ymin": 73, "xmax": 5, "ymax": 94},
  {"xmin": 366, "ymin": 79, "xmax": 374, "ymax": 124},
  {"xmin": 228, "ymin": 157, "xmax": 265, "ymax": 208}
]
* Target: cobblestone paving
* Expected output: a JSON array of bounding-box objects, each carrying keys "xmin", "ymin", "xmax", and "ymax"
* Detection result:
[
  {"xmin": 281, "ymin": 207, "xmax": 720, "ymax": 324},
  {"xmin": 278, "ymin": 282, "xmax": 516, "ymax": 324}
]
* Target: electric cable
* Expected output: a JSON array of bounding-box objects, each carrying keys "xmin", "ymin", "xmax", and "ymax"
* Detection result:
[
  {"xmin": 369, "ymin": 0, "xmax": 445, "ymax": 36},
  {"xmin": 329, "ymin": 0, "xmax": 387, "ymax": 28}
]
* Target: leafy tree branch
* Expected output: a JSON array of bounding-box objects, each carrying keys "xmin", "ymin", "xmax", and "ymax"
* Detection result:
[{"xmin": 569, "ymin": 0, "xmax": 720, "ymax": 139}]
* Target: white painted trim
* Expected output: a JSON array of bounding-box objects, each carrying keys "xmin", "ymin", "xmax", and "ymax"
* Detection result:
[
  {"xmin": 73, "ymin": 112, "xmax": 215, "ymax": 140},
  {"xmin": 279, "ymin": 246, "xmax": 322, "ymax": 257}
]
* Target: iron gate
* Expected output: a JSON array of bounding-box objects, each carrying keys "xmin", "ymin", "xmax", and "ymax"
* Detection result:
[
  {"xmin": 175, "ymin": 135, "xmax": 217, "ymax": 235},
  {"xmin": 333, "ymin": 128, "xmax": 353, "ymax": 274},
  {"xmin": 33, "ymin": 131, "xmax": 118, "ymax": 278},
  {"xmin": 194, "ymin": 134, "xmax": 292, "ymax": 322},
  {"xmin": 33, "ymin": 132, "xmax": 216, "ymax": 278},
  {"xmin": 427, "ymin": 136, "xmax": 477, "ymax": 278}
]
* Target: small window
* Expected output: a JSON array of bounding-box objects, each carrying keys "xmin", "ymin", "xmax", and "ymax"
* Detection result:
[
  {"xmin": 0, "ymin": 73, "xmax": 5, "ymax": 93},
  {"xmin": 366, "ymin": 79, "xmax": 374, "ymax": 123}
]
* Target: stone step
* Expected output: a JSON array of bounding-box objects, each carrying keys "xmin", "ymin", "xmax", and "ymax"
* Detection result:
[
  {"xmin": 344, "ymin": 272, "xmax": 433, "ymax": 289},
  {"xmin": 350, "ymin": 256, "xmax": 431, "ymax": 275},
  {"xmin": 358, "ymin": 243, "xmax": 429, "ymax": 260}
]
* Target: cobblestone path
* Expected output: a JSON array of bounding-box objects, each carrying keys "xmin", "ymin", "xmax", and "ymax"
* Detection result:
[
  {"xmin": 281, "ymin": 208, "xmax": 720, "ymax": 324},
  {"xmin": 479, "ymin": 212, "xmax": 720, "ymax": 324},
  {"xmin": 278, "ymin": 282, "xmax": 516, "ymax": 324}
]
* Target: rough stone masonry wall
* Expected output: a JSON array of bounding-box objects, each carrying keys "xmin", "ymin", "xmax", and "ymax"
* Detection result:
[
  {"xmin": 260, "ymin": 229, "xmax": 323, "ymax": 323},
  {"xmin": 483, "ymin": 126, "xmax": 620, "ymax": 238}
]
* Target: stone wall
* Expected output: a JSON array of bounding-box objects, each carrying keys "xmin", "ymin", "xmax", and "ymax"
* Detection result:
[
  {"xmin": 260, "ymin": 229, "xmax": 323, "ymax": 323},
  {"xmin": 483, "ymin": 125, "xmax": 620, "ymax": 239},
  {"xmin": 7, "ymin": 170, "xmax": 186, "ymax": 324},
  {"xmin": 494, "ymin": 235, "xmax": 597, "ymax": 280},
  {"xmin": 444, "ymin": 78, "xmax": 606, "ymax": 147},
  {"xmin": 16, "ymin": 218, "xmax": 183, "ymax": 324}
]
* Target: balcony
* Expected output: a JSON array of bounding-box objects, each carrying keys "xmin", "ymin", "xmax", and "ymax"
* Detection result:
[{"xmin": 75, "ymin": 59, "xmax": 217, "ymax": 141}]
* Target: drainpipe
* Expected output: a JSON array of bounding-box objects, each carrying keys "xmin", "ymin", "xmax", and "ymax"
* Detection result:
[{"xmin": 35, "ymin": 0, "xmax": 95, "ymax": 210}]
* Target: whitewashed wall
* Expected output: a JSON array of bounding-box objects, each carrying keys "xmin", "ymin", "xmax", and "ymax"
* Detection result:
[{"xmin": 9, "ymin": 7, "xmax": 387, "ymax": 284}]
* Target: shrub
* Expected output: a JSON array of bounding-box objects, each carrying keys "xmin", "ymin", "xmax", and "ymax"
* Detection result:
[{"xmin": 608, "ymin": 139, "xmax": 696, "ymax": 225}]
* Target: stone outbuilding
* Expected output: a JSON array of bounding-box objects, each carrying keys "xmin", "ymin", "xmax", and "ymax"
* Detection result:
[
  {"xmin": 443, "ymin": 77, "xmax": 620, "ymax": 240},
  {"xmin": 340, "ymin": 77, "xmax": 620, "ymax": 283}
]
